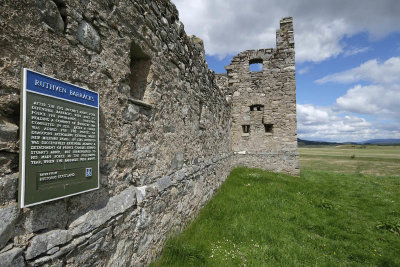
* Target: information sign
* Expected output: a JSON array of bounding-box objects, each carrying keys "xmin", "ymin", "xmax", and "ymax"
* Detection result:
[{"xmin": 19, "ymin": 69, "xmax": 99, "ymax": 208}]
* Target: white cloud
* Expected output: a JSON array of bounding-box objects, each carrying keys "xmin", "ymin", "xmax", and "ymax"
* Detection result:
[
  {"xmin": 316, "ymin": 57, "xmax": 400, "ymax": 84},
  {"xmin": 295, "ymin": 18, "xmax": 349, "ymax": 63},
  {"xmin": 297, "ymin": 66, "xmax": 311, "ymax": 75},
  {"xmin": 336, "ymin": 84, "xmax": 400, "ymax": 115},
  {"xmin": 172, "ymin": 0, "xmax": 400, "ymax": 63},
  {"xmin": 297, "ymin": 104, "xmax": 331, "ymax": 125},
  {"xmin": 315, "ymin": 57, "xmax": 400, "ymax": 121},
  {"xmin": 297, "ymin": 104, "xmax": 400, "ymax": 142},
  {"xmin": 342, "ymin": 46, "xmax": 370, "ymax": 57},
  {"xmin": 299, "ymin": 63, "xmax": 400, "ymax": 141}
]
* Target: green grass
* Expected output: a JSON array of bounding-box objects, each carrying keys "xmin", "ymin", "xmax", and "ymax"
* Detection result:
[
  {"xmin": 299, "ymin": 145, "xmax": 400, "ymax": 177},
  {"xmin": 152, "ymin": 146, "xmax": 400, "ymax": 266}
]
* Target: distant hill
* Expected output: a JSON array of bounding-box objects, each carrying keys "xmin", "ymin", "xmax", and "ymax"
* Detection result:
[
  {"xmin": 297, "ymin": 138, "xmax": 342, "ymax": 147},
  {"xmin": 362, "ymin": 139, "xmax": 400, "ymax": 145},
  {"xmin": 298, "ymin": 138, "xmax": 400, "ymax": 147}
]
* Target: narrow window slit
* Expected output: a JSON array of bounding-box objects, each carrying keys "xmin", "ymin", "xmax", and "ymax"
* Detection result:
[
  {"xmin": 264, "ymin": 124, "xmax": 273, "ymax": 133},
  {"xmin": 249, "ymin": 104, "xmax": 264, "ymax": 111},
  {"xmin": 242, "ymin": 125, "xmax": 250, "ymax": 133}
]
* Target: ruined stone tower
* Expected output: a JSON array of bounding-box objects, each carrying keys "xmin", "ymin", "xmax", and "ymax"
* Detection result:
[{"xmin": 218, "ymin": 17, "xmax": 299, "ymax": 175}]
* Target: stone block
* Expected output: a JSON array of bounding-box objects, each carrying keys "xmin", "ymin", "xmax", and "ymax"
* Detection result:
[
  {"xmin": 88, "ymin": 227, "xmax": 111, "ymax": 244},
  {"xmin": 0, "ymin": 173, "xmax": 18, "ymax": 206},
  {"xmin": 174, "ymin": 169, "xmax": 185, "ymax": 181},
  {"xmin": 135, "ymin": 186, "xmax": 147, "ymax": 204},
  {"xmin": 76, "ymin": 20, "xmax": 101, "ymax": 52},
  {"xmin": 0, "ymin": 121, "xmax": 18, "ymax": 143},
  {"xmin": 135, "ymin": 209, "xmax": 151, "ymax": 231},
  {"xmin": 0, "ymin": 152, "xmax": 18, "ymax": 176},
  {"xmin": 137, "ymin": 233, "xmax": 153, "ymax": 256},
  {"xmin": 171, "ymin": 153, "xmax": 184, "ymax": 170},
  {"xmin": 0, "ymin": 247, "xmax": 24, "ymax": 267},
  {"xmin": 69, "ymin": 186, "xmax": 136, "ymax": 236},
  {"xmin": 107, "ymin": 239, "xmax": 134, "ymax": 267},
  {"xmin": 24, "ymin": 201, "xmax": 68, "ymax": 233},
  {"xmin": 123, "ymin": 104, "xmax": 140, "ymax": 122},
  {"xmin": 156, "ymin": 176, "xmax": 172, "ymax": 192},
  {"xmin": 0, "ymin": 204, "xmax": 20, "ymax": 250},
  {"xmin": 35, "ymin": 0, "xmax": 65, "ymax": 33},
  {"xmin": 0, "ymin": 94, "xmax": 19, "ymax": 117},
  {"xmin": 25, "ymin": 229, "xmax": 72, "ymax": 260},
  {"xmin": 118, "ymin": 83, "xmax": 131, "ymax": 95}
]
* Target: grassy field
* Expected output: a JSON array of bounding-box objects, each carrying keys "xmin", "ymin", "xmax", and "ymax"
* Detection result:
[
  {"xmin": 299, "ymin": 145, "xmax": 400, "ymax": 177},
  {"xmin": 152, "ymin": 146, "xmax": 400, "ymax": 266}
]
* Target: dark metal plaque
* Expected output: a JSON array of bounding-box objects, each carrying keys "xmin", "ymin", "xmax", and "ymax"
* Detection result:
[{"xmin": 19, "ymin": 69, "xmax": 99, "ymax": 208}]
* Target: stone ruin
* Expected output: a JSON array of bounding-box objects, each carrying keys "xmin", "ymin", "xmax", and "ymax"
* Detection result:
[
  {"xmin": 0, "ymin": 0, "xmax": 298, "ymax": 266},
  {"xmin": 218, "ymin": 17, "xmax": 298, "ymax": 173}
]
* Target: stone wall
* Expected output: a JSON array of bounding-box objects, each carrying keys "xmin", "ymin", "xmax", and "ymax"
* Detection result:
[
  {"xmin": 0, "ymin": 1, "xmax": 298, "ymax": 266},
  {"xmin": 0, "ymin": 0, "xmax": 232, "ymax": 266},
  {"xmin": 218, "ymin": 17, "xmax": 299, "ymax": 176}
]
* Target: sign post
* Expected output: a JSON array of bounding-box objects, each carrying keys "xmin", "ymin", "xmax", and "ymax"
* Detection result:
[{"xmin": 19, "ymin": 69, "xmax": 99, "ymax": 208}]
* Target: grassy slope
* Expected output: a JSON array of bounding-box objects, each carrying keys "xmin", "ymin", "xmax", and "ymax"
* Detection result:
[{"xmin": 152, "ymin": 147, "xmax": 400, "ymax": 266}]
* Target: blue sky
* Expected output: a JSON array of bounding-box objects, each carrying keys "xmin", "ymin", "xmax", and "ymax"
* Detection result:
[{"xmin": 172, "ymin": 0, "xmax": 400, "ymax": 142}]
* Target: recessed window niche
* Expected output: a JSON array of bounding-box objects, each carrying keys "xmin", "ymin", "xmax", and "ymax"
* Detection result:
[{"xmin": 129, "ymin": 42, "xmax": 151, "ymax": 101}]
